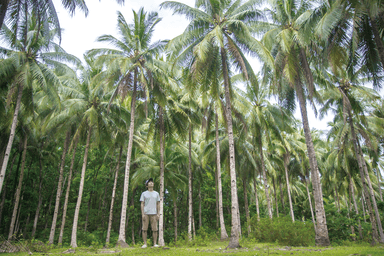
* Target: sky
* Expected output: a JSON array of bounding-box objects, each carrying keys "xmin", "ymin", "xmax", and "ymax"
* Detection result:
[{"xmin": 53, "ymin": 0, "xmax": 333, "ymax": 131}]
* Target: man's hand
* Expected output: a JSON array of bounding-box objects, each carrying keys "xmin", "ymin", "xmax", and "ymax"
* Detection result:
[{"xmin": 142, "ymin": 214, "xmax": 146, "ymax": 222}]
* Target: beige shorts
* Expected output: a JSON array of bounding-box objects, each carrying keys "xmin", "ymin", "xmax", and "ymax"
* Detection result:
[{"xmin": 142, "ymin": 215, "xmax": 158, "ymax": 231}]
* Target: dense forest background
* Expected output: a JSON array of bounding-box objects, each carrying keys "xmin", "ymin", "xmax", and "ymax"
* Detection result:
[{"xmin": 0, "ymin": 0, "xmax": 384, "ymax": 249}]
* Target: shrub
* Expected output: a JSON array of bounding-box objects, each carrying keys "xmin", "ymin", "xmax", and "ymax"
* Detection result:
[{"xmin": 249, "ymin": 216, "xmax": 315, "ymax": 246}]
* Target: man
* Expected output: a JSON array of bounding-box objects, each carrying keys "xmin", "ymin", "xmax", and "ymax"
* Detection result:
[{"xmin": 140, "ymin": 177, "xmax": 160, "ymax": 248}]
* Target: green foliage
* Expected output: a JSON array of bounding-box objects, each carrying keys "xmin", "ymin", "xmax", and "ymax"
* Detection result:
[{"xmin": 249, "ymin": 216, "xmax": 315, "ymax": 246}]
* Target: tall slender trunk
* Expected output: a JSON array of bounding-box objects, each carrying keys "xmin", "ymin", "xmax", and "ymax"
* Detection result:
[
  {"xmin": 279, "ymin": 177, "xmax": 285, "ymax": 215},
  {"xmin": 70, "ymin": 127, "xmax": 92, "ymax": 248},
  {"xmin": 304, "ymin": 176, "xmax": 316, "ymax": 232},
  {"xmin": 198, "ymin": 185, "xmax": 202, "ymax": 229},
  {"xmin": 362, "ymin": 191, "xmax": 367, "ymax": 223},
  {"xmin": 243, "ymin": 178, "xmax": 251, "ymax": 235},
  {"xmin": 188, "ymin": 123, "xmax": 193, "ymax": 240},
  {"xmin": 32, "ymin": 156, "xmax": 44, "ymax": 238},
  {"xmin": 49, "ymin": 131, "xmax": 71, "ymax": 245},
  {"xmin": 158, "ymin": 105, "xmax": 165, "ymax": 246},
  {"xmin": 335, "ymin": 187, "xmax": 341, "ymax": 213},
  {"xmin": 0, "ymin": 84, "xmax": 24, "ymax": 194},
  {"xmin": 215, "ymin": 110, "xmax": 228, "ymax": 240},
  {"xmin": 359, "ymin": 142, "xmax": 384, "ymax": 243},
  {"xmin": 295, "ymin": 80, "xmax": 329, "ymax": 246},
  {"xmin": 8, "ymin": 136, "xmax": 27, "ymax": 240},
  {"xmin": 221, "ymin": 47, "xmax": 240, "ymax": 248},
  {"xmin": 259, "ymin": 140, "xmax": 272, "ymax": 219},
  {"xmin": 284, "ymin": 154, "xmax": 294, "ymax": 222},
  {"xmin": 272, "ymin": 177, "xmax": 279, "ymax": 217},
  {"xmin": 348, "ymin": 173, "xmax": 363, "ymax": 239},
  {"xmin": 375, "ymin": 170, "xmax": 383, "ymax": 201},
  {"xmin": 347, "ymin": 110, "xmax": 380, "ymax": 243},
  {"xmin": 117, "ymin": 70, "xmax": 138, "ymax": 246},
  {"xmin": 253, "ymin": 177, "xmax": 260, "ymax": 221},
  {"xmin": 0, "ymin": 153, "xmax": 16, "ymax": 228},
  {"xmin": 174, "ymin": 199, "xmax": 178, "ymax": 242},
  {"xmin": 59, "ymin": 137, "xmax": 79, "ymax": 245},
  {"xmin": 106, "ymin": 146, "xmax": 123, "ymax": 245}
]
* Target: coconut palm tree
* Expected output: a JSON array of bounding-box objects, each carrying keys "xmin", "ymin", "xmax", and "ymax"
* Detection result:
[
  {"xmin": 88, "ymin": 8, "xmax": 165, "ymax": 246},
  {"xmin": 0, "ymin": 6, "xmax": 79, "ymax": 195},
  {"xmin": 161, "ymin": 0, "xmax": 269, "ymax": 246},
  {"xmin": 260, "ymin": 0, "xmax": 336, "ymax": 245}
]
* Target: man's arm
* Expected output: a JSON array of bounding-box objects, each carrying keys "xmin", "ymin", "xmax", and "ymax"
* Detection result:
[
  {"xmin": 157, "ymin": 201, "xmax": 160, "ymax": 219},
  {"xmin": 141, "ymin": 201, "xmax": 145, "ymax": 220}
]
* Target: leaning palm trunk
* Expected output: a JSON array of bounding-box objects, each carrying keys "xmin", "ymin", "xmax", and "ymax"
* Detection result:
[
  {"xmin": 284, "ymin": 154, "xmax": 294, "ymax": 222},
  {"xmin": 49, "ymin": 131, "xmax": 71, "ymax": 245},
  {"xmin": 0, "ymin": 84, "xmax": 24, "ymax": 194},
  {"xmin": 295, "ymin": 81, "xmax": 330, "ymax": 246},
  {"xmin": 117, "ymin": 71, "xmax": 138, "ymax": 246},
  {"xmin": 58, "ymin": 137, "xmax": 79, "ymax": 245},
  {"xmin": 158, "ymin": 106, "xmax": 165, "ymax": 246},
  {"xmin": 8, "ymin": 136, "xmax": 27, "ymax": 240},
  {"xmin": 188, "ymin": 123, "xmax": 193, "ymax": 241},
  {"xmin": 221, "ymin": 47, "xmax": 240, "ymax": 248},
  {"xmin": 70, "ymin": 127, "xmax": 92, "ymax": 248},
  {"xmin": 347, "ymin": 110, "xmax": 380, "ymax": 243},
  {"xmin": 106, "ymin": 146, "xmax": 123, "ymax": 245},
  {"xmin": 258, "ymin": 141, "xmax": 272, "ymax": 219},
  {"xmin": 348, "ymin": 174, "xmax": 363, "ymax": 239},
  {"xmin": 358, "ymin": 142, "xmax": 384, "ymax": 243},
  {"xmin": 215, "ymin": 110, "xmax": 228, "ymax": 240}
]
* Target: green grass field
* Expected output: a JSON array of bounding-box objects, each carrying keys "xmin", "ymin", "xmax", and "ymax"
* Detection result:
[{"xmin": 3, "ymin": 241, "xmax": 384, "ymax": 256}]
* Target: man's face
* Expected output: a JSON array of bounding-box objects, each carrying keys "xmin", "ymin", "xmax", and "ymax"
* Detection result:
[{"xmin": 147, "ymin": 181, "xmax": 154, "ymax": 188}]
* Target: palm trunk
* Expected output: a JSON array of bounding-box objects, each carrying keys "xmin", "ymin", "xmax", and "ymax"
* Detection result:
[
  {"xmin": 106, "ymin": 145, "xmax": 123, "ymax": 245},
  {"xmin": 174, "ymin": 198, "xmax": 178, "ymax": 242},
  {"xmin": 375, "ymin": 171, "xmax": 382, "ymax": 201},
  {"xmin": 272, "ymin": 177, "xmax": 279, "ymax": 217},
  {"xmin": 215, "ymin": 110, "xmax": 228, "ymax": 240},
  {"xmin": 295, "ymin": 80, "xmax": 329, "ymax": 246},
  {"xmin": 279, "ymin": 177, "xmax": 285, "ymax": 214},
  {"xmin": 32, "ymin": 156, "xmax": 44, "ymax": 238},
  {"xmin": 253, "ymin": 177, "xmax": 260, "ymax": 221},
  {"xmin": 358, "ymin": 142, "xmax": 384, "ymax": 243},
  {"xmin": 335, "ymin": 187, "xmax": 341, "ymax": 213},
  {"xmin": 58, "ymin": 137, "xmax": 79, "ymax": 245},
  {"xmin": 117, "ymin": 70, "xmax": 138, "ymax": 246},
  {"xmin": 304, "ymin": 176, "xmax": 316, "ymax": 232},
  {"xmin": 362, "ymin": 191, "xmax": 367, "ymax": 223},
  {"xmin": 198, "ymin": 185, "xmax": 202, "ymax": 229},
  {"xmin": 0, "ymin": 84, "xmax": 24, "ymax": 194},
  {"xmin": 284, "ymin": 154, "xmax": 294, "ymax": 222},
  {"xmin": 0, "ymin": 153, "xmax": 16, "ymax": 229},
  {"xmin": 70, "ymin": 127, "xmax": 92, "ymax": 248},
  {"xmin": 158, "ymin": 105, "xmax": 165, "ymax": 246},
  {"xmin": 259, "ymin": 140, "xmax": 272, "ymax": 219},
  {"xmin": 49, "ymin": 131, "xmax": 71, "ymax": 245},
  {"xmin": 243, "ymin": 178, "xmax": 251, "ymax": 235},
  {"xmin": 347, "ymin": 109, "xmax": 380, "ymax": 243},
  {"xmin": 221, "ymin": 47, "xmax": 240, "ymax": 248},
  {"xmin": 348, "ymin": 174, "xmax": 363, "ymax": 239},
  {"xmin": 8, "ymin": 136, "xmax": 27, "ymax": 240},
  {"xmin": 188, "ymin": 123, "xmax": 193, "ymax": 240}
]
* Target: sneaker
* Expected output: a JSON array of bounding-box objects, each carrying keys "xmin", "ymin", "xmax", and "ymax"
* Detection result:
[
  {"xmin": 141, "ymin": 244, "xmax": 147, "ymax": 249},
  {"xmin": 153, "ymin": 244, "xmax": 160, "ymax": 248}
]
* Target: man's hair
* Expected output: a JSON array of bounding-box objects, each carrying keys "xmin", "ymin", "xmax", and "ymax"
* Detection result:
[{"xmin": 145, "ymin": 177, "xmax": 154, "ymax": 187}]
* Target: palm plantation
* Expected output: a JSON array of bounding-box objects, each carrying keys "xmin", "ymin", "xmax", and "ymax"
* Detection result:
[{"xmin": 0, "ymin": 0, "xmax": 384, "ymax": 251}]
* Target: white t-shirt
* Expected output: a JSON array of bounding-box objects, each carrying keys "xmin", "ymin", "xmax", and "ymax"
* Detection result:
[{"xmin": 140, "ymin": 190, "xmax": 160, "ymax": 215}]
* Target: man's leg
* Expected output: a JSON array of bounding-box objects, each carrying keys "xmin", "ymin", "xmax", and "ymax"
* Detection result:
[
  {"xmin": 142, "ymin": 215, "xmax": 149, "ymax": 248},
  {"xmin": 153, "ymin": 231, "xmax": 158, "ymax": 246},
  {"xmin": 149, "ymin": 215, "xmax": 159, "ymax": 247}
]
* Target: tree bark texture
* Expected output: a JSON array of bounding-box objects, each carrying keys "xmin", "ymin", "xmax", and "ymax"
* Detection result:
[
  {"xmin": 221, "ymin": 47, "xmax": 240, "ymax": 248},
  {"xmin": 70, "ymin": 127, "xmax": 92, "ymax": 248},
  {"xmin": 253, "ymin": 177, "xmax": 260, "ymax": 221},
  {"xmin": 8, "ymin": 136, "xmax": 27, "ymax": 240},
  {"xmin": 0, "ymin": 84, "xmax": 24, "ymax": 194},
  {"xmin": 49, "ymin": 131, "xmax": 71, "ymax": 245},
  {"xmin": 284, "ymin": 154, "xmax": 294, "ymax": 222},
  {"xmin": 59, "ymin": 137, "xmax": 78, "ymax": 245},
  {"xmin": 158, "ymin": 105, "xmax": 165, "ymax": 246},
  {"xmin": 295, "ymin": 81, "xmax": 330, "ymax": 246},
  {"xmin": 106, "ymin": 146, "xmax": 123, "ymax": 245},
  {"xmin": 117, "ymin": 70, "xmax": 138, "ymax": 246}
]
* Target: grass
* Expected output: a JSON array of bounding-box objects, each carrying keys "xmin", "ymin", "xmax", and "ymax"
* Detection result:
[{"xmin": 3, "ymin": 240, "xmax": 384, "ymax": 256}]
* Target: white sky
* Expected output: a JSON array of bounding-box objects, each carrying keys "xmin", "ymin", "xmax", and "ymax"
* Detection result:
[{"xmin": 53, "ymin": 0, "xmax": 333, "ymax": 131}]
